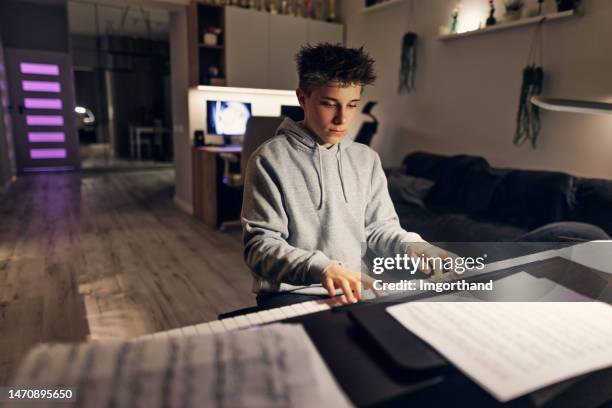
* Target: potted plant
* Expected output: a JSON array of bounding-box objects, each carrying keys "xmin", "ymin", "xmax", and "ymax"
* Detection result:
[{"xmin": 504, "ymin": 0, "xmax": 524, "ymax": 21}]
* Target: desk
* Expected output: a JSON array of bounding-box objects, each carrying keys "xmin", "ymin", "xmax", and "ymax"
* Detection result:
[
  {"xmin": 129, "ymin": 125, "xmax": 171, "ymax": 160},
  {"xmin": 192, "ymin": 145, "xmax": 242, "ymax": 228}
]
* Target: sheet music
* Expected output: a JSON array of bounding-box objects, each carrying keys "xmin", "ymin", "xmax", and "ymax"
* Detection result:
[
  {"xmin": 387, "ymin": 301, "xmax": 612, "ymax": 402},
  {"xmin": 6, "ymin": 324, "xmax": 353, "ymax": 408}
]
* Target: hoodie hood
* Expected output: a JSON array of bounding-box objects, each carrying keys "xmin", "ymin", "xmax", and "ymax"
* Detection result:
[{"xmin": 275, "ymin": 117, "xmax": 352, "ymax": 209}]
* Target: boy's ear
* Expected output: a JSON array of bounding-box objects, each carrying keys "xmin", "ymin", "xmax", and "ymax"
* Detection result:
[{"xmin": 296, "ymin": 88, "xmax": 306, "ymax": 108}]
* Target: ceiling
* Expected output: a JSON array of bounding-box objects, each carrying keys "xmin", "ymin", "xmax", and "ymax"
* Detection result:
[{"xmin": 68, "ymin": 0, "xmax": 188, "ymax": 40}]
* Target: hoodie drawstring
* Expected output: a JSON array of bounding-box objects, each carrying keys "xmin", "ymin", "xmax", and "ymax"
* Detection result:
[
  {"xmin": 338, "ymin": 144, "xmax": 348, "ymax": 204},
  {"xmin": 315, "ymin": 148, "xmax": 325, "ymax": 210},
  {"xmin": 314, "ymin": 144, "xmax": 348, "ymax": 210}
]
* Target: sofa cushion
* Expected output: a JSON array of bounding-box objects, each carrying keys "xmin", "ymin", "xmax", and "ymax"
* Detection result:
[
  {"xmin": 516, "ymin": 221, "xmax": 610, "ymax": 242},
  {"xmin": 489, "ymin": 170, "xmax": 576, "ymax": 229},
  {"xmin": 402, "ymin": 151, "xmax": 450, "ymax": 181},
  {"xmin": 574, "ymin": 178, "xmax": 612, "ymax": 236},
  {"xmin": 433, "ymin": 213, "xmax": 527, "ymax": 242},
  {"xmin": 387, "ymin": 174, "xmax": 435, "ymax": 209},
  {"xmin": 409, "ymin": 154, "xmax": 505, "ymax": 214}
]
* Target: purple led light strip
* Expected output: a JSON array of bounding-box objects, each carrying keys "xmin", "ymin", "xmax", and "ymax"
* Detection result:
[
  {"xmin": 20, "ymin": 62, "xmax": 59, "ymax": 76},
  {"xmin": 26, "ymin": 115, "xmax": 64, "ymax": 126},
  {"xmin": 24, "ymin": 98, "xmax": 63, "ymax": 110},
  {"xmin": 28, "ymin": 132, "xmax": 65, "ymax": 143},
  {"xmin": 30, "ymin": 148, "xmax": 67, "ymax": 159},
  {"xmin": 22, "ymin": 80, "xmax": 61, "ymax": 93}
]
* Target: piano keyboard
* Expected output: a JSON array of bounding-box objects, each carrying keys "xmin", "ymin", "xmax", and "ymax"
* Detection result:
[{"xmin": 137, "ymin": 297, "xmax": 341, "ymax": 340}]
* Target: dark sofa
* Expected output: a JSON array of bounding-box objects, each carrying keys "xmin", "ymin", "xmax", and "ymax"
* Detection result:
[{"xmin": 388, "ymin": 152, "xmax": 612, "ymax": 243}]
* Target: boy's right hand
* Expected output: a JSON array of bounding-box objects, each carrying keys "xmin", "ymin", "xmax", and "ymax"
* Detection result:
[{"xmin": 321, "ymin": 262, "xmax": 375, "ymax": 304}]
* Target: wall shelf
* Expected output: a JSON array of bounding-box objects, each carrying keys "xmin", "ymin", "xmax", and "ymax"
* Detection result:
[
  {"xmin": 531, "ymin": 96, "xmax": 612, "ymax": 115},
  {"xmin": 361, "ymin": 0, "xmax": 404, "ymax": 14},
  {"xmin": 438, "ymin": 9, "xmax": 576, "ymax": 41}
]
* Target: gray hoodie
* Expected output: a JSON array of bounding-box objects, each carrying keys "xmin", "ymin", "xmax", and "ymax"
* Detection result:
[{"xmin": 241, "ymin": 117, "xmax": 423, "ymax": 293}]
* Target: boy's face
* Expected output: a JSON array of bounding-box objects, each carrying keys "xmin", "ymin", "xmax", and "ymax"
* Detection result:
[{"xmin": 297, "ymin": 82, "xmax": 361, "ymax": 146}]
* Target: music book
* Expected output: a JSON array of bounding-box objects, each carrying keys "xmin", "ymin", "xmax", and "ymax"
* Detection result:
[{"xmin": 8, "ymin": 324, "xmax": 352, "ymax": 408}]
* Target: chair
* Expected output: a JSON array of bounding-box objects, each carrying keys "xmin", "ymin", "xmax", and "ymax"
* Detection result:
[
  {"xmin": 219, "ymin": 116, "xmax": 285, "ymax": 189},
  {"xmin": 218, "ymin": 116, "xmax": 284, "ymax": 231}
]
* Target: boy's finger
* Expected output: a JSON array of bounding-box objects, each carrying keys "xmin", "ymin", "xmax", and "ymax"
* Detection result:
[
  {"xmin": 323, "ymin": 277, "xmax": 336, "ymax": 298},
  {"xmin": 340, "ymin": 279, "xmax": 356, "ymax": 303},
  {"xmin": 352, "ymin": 279, "xmax": 362, "ymax": 301}
]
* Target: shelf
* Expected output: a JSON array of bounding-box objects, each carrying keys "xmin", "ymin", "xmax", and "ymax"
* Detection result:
[
  {"xmin": 361, "ymin": 0, "xmax": 404, "ymax": 14},
  {"xmin": 199, "ymin": 43, "xmax": 224, "ymax": 50},
  {"xmin": 438, "ymin": 10, "xmax": 576, "ymax": 41},
  {"xmin": 531, "ymin": 96, "xmax": 612, "ymax": 116}
]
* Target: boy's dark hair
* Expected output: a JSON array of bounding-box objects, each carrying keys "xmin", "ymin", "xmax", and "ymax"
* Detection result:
[{"xmin": 296, "ymin": 43, "xmax": 376, "ymax": 95}]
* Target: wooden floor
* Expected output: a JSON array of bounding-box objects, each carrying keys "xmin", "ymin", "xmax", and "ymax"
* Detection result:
[{"xmin": 0, "ymin": 167, "xmax": 254, "ymax": 384}]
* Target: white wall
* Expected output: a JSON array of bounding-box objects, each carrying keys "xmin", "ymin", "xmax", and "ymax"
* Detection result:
[
  {"xmin": 169, "ymin": 8, "xmax": 192, "ymax": 213},
  {"xmin": 342, "ymin": 0, "xmax": 612, "ymax": 179}
]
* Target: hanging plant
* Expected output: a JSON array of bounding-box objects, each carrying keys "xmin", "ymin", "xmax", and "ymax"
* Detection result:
[
  {"xmin": 398, "ymin": 32, "xmax": 418, "ymax": 94},
  {"xmin": 514, "ymin": 22, "xmax": 545, "ymax": 148}
]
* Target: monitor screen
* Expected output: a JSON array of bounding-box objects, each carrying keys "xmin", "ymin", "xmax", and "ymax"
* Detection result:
[
  {"xmin": 206, "ymin": 100, "xmax": 252, "ymax": 136},
  {"xmin": 281, "ymin": 105, "xmax": 304, "ymax": 122}
]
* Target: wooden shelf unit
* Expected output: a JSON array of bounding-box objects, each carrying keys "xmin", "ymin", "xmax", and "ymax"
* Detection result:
[{"xmin": 188, "ymin": 2, "xmax": 226, "ymax": 87}]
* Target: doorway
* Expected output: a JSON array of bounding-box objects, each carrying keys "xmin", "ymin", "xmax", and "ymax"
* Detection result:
[{"xmin": 68, "ymin": 0, "xmax": 173, "ymax": 172}]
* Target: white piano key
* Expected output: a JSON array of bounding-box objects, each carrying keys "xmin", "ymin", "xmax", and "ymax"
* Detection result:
[
  {"xmin": 278, "ymin": 305, "xmax": 300, "ymax": 318},
  {"xmin": 193, "ymin": 322, "xmax": 213, "ymax": 336},
  {"xmin": 220, "ymin": 317, "xmax": 239, "ymax": 331},
  {"xmin": 312, "ymin": 301, "xmax": 332, "ymax": 311},
  {"xmin": 180, "ymin": 325, "xmax": 198, "ymax": 337},
  {"xmin": 208, "ymin": 320, "xmax": 226, "ymax": 333},
  {"xmin": 300, "ymin": 301, "xmax": 319, "ymax": 313},
  {"xmin": 245, "ymin": 313, "xmax": 263, "ymax": 325},
  {"xmin": 256, "ymin": 310, "xmax": 276, "ymax": 323},
  {"xmin": 165, "ymin": 328, "xmax": 183, "ymax": 338},
  {"xmin": 233, "ymin": 315, "xmax": 251, "ymax": 329},
  {"xmin": 291, "ymin": 302, "xmax": 310, "ymax": 316},
  {"xmin": 152, "ymin": 330, "xmax": 169, "ymax": 339},
  {"xmin": 268, "ymin": 308, "xmax": 286, "ymax": 321}
]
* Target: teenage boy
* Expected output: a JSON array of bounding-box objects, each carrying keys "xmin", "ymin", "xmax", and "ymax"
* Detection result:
[{"xmin": 241, "ymin": 43, "xmax": 446, "ymax": 308}]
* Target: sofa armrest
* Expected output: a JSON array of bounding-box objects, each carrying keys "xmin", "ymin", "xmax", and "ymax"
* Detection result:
[{"xmin": 383, "ymin": 166, "xmax": 405, "ymax": 177}]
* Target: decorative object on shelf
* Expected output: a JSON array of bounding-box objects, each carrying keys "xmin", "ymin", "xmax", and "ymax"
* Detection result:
[
  {"xmin": 269, "ymin": 0, "xmax": 278, "ymax": 14},
  {"xmin": 486, "ymin": 0, "xmax": 497, "ymax": 27},
  {"xmin": 537, "ymin": 0, "xmax": 545, "ymax": 15},
  {"xmin": 398, "ymin": 32, "xmax": 418, "ymax": 94},
  {"xmin": 248, "ymin": 0, "xmax": 256, "ymax": 8},
  {"xmin": 327, "ymin": 0, "xmax": 337, "ymax": 22},
  {"xmin": 450, "ymin": 4, "xmax": 460, "ymax": 33},
  {"xmin": 514, "ymin": 21, "xmax": 545, "ymax": 148},
  {"xmin": 203, "ymin": 27, "xmax": 222, "ymax": 46},
  {"xmin": 287, "ymin": 2, "xmax": 296, "ymax": 16},
  {"xmin": 315, "ymin": 0, "xmax": 324, "ymax": 20},
  {"xmin": 305, "ymin": 0, "xmax": 313, "ymax": 18},
  {"xmin": 504, "ymin": 0, "xmax": 524, "ymax": 21},
  {"xmin": 208, "ymin": 66, "xmax": 221, "ymax": 78},
  {"xmin": 280, "ymin": 0, "xmax": 288, "ymax": 14},
  {"xmin": 296, "ymin": 0, "xmax": 304, "ymax": 17}
]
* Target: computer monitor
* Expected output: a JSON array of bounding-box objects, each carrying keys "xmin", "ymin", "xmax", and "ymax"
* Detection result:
[
  {"xmin": 281, "ymin": 105, "xmax": 304, "ymax": 122},
  {"xmin": 206, "ymin": 100, "xmax": 252, "ymax": 136}
]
